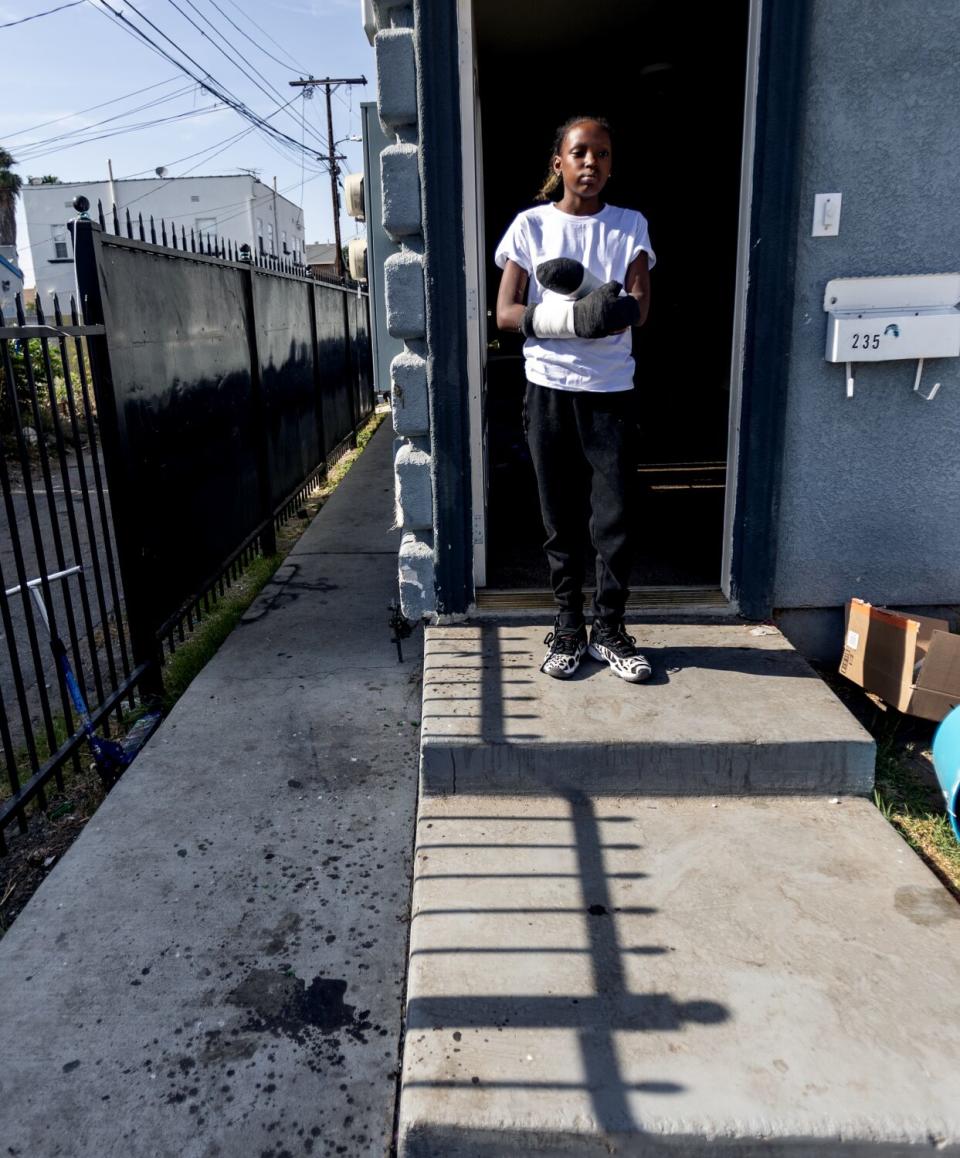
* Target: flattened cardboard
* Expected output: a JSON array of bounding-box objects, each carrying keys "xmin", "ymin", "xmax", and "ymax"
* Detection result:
[
  {"xmin": 840, "ymin": 599, "xmax": 960, "ymax": 722},
  {"xmin": 915, "ymin": 630, "xmax": 960, "ymax": 696}
]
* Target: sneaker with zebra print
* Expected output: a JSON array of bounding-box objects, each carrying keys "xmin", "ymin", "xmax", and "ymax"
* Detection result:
[
  {"xmin": 588, "ymin": 622, "xmax": 652, "ymax": 683},
  {"xmin": 540, "ymin": 622, "xmax": 587, "ymax": 679}
]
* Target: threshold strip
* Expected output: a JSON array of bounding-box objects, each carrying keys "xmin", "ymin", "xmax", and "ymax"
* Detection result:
[{"xmin": 475, "ymin": 587, "xmax": 728, "ymax": 612}]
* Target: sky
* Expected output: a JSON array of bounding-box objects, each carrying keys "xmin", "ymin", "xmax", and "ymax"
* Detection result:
[{"xmin": 2, "ymin": 0, "xmax": 375, "ymax": 286}]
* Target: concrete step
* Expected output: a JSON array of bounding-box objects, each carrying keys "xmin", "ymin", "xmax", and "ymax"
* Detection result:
[
  {"xmin": 420, "ymin": 623, "xmax": 875, "ymax": 796},
  {"xmin": 398, "ymin": 794, "xmax": 960, "ymax": 1156}
]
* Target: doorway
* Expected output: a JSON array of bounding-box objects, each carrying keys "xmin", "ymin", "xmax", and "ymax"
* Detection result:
[{"xmin": 466, "ymin": 0, "xmax": 753, "ymax": 600}]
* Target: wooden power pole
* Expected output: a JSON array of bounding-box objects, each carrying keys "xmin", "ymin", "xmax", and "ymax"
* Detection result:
[{"xmin": 289, "ymin": 75, "xmax": 367, "ymax": 280}]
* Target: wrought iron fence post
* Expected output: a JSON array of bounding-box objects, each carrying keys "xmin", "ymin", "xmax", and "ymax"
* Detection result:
[
  {"xmin": 241, "ymin": 265, "xmax": 278, "ymax": 557},
  {"xmin": 69, "ymin": 211, "xmax": 163, "ymax": 697}
]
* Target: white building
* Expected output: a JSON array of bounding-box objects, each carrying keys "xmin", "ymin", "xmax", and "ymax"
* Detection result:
[
  {"xmin": 0, "ymin": 245, "xmax": 24, "ymax": 315},
  {"xmin": 22, "ymin": 174, "xmax": 305, "ymax": 302}
]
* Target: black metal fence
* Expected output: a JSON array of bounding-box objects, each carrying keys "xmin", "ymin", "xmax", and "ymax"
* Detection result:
[
  {"xmin": 0, "ymin": 206, "xmax": 372, "ymax": 851},
  {"xmin": 0, "ymin": 292, "xmax": 139, "ymax": 851}
]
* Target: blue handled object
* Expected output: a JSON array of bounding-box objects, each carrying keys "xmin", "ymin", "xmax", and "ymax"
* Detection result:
[{"xmin": 932, "ymin": 705, "xmax": 960, "ymax": 843}]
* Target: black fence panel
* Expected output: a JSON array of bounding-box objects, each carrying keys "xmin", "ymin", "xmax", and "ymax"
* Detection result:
[
  {"xmin": 314, "ymin": 282, "xmax": 355, "ymax": 457},
  {"xmin": 253, "ymin": 272, "xmax": 319, "ymax": 508},
  {"xmin": 351, "ymin": 289, "xmax": 374, "ymax": 426},
  {"xmin": 72, "ymin": 217, "xmax": 372, "ymax": 651},
  {"xmin": 92, "ymin": 243, "xmax": 263, "ymax": 628}
]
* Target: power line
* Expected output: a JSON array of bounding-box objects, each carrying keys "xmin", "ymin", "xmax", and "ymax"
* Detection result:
[
  {"xmin": 90, "ymin": 0, "xmax": 332, "ymax": 164},
  {"xmin": 13, "ymin": 84, "xmax": 199, "ymax": 158},
  {"xmin": 1, "ymin": 0, "xmax": 85, "ymax": 28},
  {"xmin": 4, "ymin": 76, "xmax": 183, "ymax": 141},
  {"xmin": 119, "ymin": 92, "xmax": 326, "ymax": 214},
  {"xmin": 14, "ymin": 104, "xmax": 226, "ymax": 164},
  {"xmin": 202, "ymin": 0, "xmax": 305, "ymax": 74},
  {"xmin": 160, "ymin": 0, "xmax": 329, "ymax": 152},
  {"xmin": 218, "ymin": 0, "xmax": 308, "ymax": 74},
  {"xmin": 122, "ymin": 124, "xmax": 255, "ymax": 178}
]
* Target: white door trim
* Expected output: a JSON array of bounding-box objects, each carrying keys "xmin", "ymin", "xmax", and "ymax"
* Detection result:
[
  {"xmin": 721, "ymin": 0, "xmax": 763, "ymax": 602},
  {"xmin": 457, "ymin": 0, "xmax": 487, "ymax": 590}
]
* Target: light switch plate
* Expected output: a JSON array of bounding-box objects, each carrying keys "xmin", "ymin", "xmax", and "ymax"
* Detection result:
[{"xmin": 812, "ymin": 192, "xmax": 842, "ymax": 237}]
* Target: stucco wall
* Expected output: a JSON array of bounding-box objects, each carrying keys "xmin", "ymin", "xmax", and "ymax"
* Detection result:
[{"xmin": 773, "ymin": 0, "xmax": 960, "ymax": 608}]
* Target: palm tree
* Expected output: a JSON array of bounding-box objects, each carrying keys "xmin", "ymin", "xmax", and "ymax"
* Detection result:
[{"xmin": 0, "ymin": 148, "xmax": 23, "ymax": 248}]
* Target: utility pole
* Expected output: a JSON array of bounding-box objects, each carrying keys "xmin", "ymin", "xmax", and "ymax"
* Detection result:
[{"xmin": 289, "ymin": 75, "xmax": 366, "ymax": 280}]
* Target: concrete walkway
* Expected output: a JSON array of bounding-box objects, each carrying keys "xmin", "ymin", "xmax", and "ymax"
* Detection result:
[
  {"xmin": 5, "ymin": 418, "xmax": 960, "ymax": 1157},
  {"xmin": 0, "ymin": 423, "xmax": 423, "ymax": 1158},
  {"xmin": 401, "ymin": 793, "xmax": 960, "ymax": 1156},
  {"xmin": 400, "ymin": 620, "xmax": 960, "ymax": 1154}
]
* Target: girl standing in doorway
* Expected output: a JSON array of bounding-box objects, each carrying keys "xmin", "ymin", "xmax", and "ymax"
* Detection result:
[{"xmin": 494, "ymin": 115, "xmax": 655, "ymax": 681}]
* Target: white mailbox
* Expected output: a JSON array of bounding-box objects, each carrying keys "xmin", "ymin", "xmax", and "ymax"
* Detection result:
[{"xmin": 823, "ymin": 273, "xmax": 960, "ymax": 400}]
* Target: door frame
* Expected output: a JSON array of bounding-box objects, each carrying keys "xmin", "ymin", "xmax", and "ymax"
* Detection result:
[
  {"xmin": 721, "ymin": 0, "xmax": 763, "ymax": 602},
  {"xmin": 457, "ymin": 0, "xmax": 805, "ymax": 611},
  {"xmin": 457, "ymin": 0, "xmax": 488, "ymax": 589}
]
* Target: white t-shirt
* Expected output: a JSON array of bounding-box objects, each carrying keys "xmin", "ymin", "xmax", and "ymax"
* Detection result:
[{"xmin": 494, "ymin": 202, "xmax": 656, "ymax": 393}]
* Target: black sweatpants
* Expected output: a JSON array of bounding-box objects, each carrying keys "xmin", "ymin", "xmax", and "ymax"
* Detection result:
[{"xmin": 524, "ymin": 381, "xmax": 635, "ymax": 628}]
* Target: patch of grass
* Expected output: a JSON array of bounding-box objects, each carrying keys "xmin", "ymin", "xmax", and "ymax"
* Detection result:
[
  {"xmin": 815, "ymin": 663, "xmax": 960, "ymax": 900},
  {"xmin": 161, "ymin": 553, "xmax": 278, "ymax": 709},
  {"xmin": 873, "ymin": 732, "xmax": 960, "ymax": 897}
]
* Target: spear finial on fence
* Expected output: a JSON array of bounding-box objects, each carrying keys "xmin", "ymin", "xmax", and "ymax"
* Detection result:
[
  {"xmin": 161, "ymin": 219, "xmax": 168, "ymax": 246},
  {"xmin": 172, "ymin": 222, "xmax": 178, "ymax": 249},
  {"xmin": 149, "ymin": 215, "xmax": 156, "ymax": 244},
  {"xmin": 125, "ymin": 207, "xmax": 133, "ymax": 238},
  {"xmin": 138, "ymin": 212, "xmax": 145, "ymax": 242},
  {"xmin": 69, "ymin": 294, "xmax": 79, "ymax": 326},
  {"xmin": 190, "ymin": 227, "xmax": 196, "ymax": 253},
  {"xmin": 53, "ymin": 293, "xmax": 63, "ymax": 327},
  {"xmin": 35, "ymin": 293, "xmax": 46, "ymax": 325},
  {"xmin": 97, "ymin": 199, "xmax": 106, "ymax": 229},
  {"xmin": 112, "ymin": 202, "xmax": 120, "ymax": 235},
  {"xmin": 16, "ymin": 292, "xmax": 27, "ymax": 326},
  {"xmin": 181, "ymin": 225, "xmax": 187, "ymax": 250}
]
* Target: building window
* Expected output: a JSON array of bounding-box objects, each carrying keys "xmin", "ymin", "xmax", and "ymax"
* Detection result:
[
  {"xmin": 51, "ymin": 226, "xmax": 68, "ymax": 260},
  {"xmin": 190, "ymin": 195, "xmax": 200, "ymax": 203},
  {"xmin": 282, "ymin": 230, "xmax": 288, "ymax": 255},
  {"xmin": 257, "ymin": 218, "xmax": 264, "ymax": 254},
  {"xmin": 267, "ymin": 222, "xmax": 274, "ymax": 255}
]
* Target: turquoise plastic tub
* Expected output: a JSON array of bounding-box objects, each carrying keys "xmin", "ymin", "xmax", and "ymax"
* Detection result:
[{"xmin": 932, "ymin": 705, "xmax": 960, "ymax": 843}]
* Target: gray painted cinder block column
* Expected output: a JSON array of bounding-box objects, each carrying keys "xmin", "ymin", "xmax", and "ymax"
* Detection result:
[
  {"xmin": 371, "ymin": 0, "xmax": 474, "ymax": 620},
  {"xmin": 372, "ymin": 0, "xmax": 435, "ymax": 619}
]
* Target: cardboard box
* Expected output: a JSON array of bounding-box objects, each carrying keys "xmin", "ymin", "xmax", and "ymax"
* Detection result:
[{"xmin": 840, "ymin": 598, "xmax": 960, "ymax": 722}]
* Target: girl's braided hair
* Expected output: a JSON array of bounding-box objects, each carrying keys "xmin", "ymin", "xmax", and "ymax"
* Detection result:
[{"xmin": 534, "ymin": 115, "xmax": 613, "ymax": 202}]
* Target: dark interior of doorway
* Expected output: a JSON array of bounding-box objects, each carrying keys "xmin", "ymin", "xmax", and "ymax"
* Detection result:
[{"xmin": 475, "ymin": 0, "xmax": 749, "ymax": 590}]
